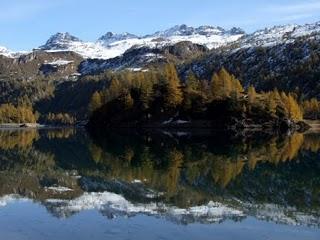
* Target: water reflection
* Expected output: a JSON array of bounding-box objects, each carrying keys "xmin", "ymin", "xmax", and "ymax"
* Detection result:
[{"xmin": 0, "ymin": 128, "xmax": 319, "ymax": 227}]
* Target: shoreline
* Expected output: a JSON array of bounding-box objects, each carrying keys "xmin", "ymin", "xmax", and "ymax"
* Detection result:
[
  {"xmin": 0, "ymin": 123, "xmax": 44, "ymax": 129},
  {"xmin": 0, "ymin": 123, "xmax": 77, "ymax": 129}
]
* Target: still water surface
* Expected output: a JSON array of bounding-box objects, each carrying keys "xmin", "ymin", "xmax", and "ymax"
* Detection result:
[{"xmin": 0, "ymin": 128, "xmax": 319, "ymax": 240}]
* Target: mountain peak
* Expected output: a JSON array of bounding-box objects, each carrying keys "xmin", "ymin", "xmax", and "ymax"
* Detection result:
[
  {"xmin": 98, "ymin": 32, "xmax": 138, "ymax": 46},
  {"xmin": 228, "ymin": 27, "xmax": 246, "ymax": 35},
  {"xmin": 149, "ymin": 24, "xmax": 244, "ymax": 38},
  {"xmin": 40, "ymin": 32, "xmax": 81, "ymax": 50},
  {"xmin": 151, "ymin": 24, "xmax": 196, "ymax": 37}
]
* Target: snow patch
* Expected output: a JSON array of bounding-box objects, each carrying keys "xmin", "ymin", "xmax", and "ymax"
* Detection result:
[
  {"xmin": 45, "ymin": 186, "xmax": 74, "ymax": 192},
  {"xmin": 45, "ymin": 59, "xmax": 74, "ymax": 66}
]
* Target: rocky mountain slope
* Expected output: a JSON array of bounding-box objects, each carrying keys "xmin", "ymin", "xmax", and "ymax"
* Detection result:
[{"xmin": 181, "ymin": 27, "xmax": 320, "ymax": 98}]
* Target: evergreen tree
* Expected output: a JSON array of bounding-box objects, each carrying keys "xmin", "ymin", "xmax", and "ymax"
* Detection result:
[{"xmin": 211, "ymin": 68, "xmax": 233, "ymax": 100}]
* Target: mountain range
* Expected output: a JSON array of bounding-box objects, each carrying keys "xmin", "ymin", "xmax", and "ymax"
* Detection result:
[
  {"xmin": 0, "ymin": 21, "xmax": 320, "ymax": 119},
  {"xmin": 2, "ymin": 22, "xmax": 320, "ymax": 60}
]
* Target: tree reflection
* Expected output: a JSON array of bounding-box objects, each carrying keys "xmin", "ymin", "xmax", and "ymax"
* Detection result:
[
  {"xmin": 0, "ymin": 129, "xmax": 319, "ymax": 216},
  {"xmin": 0, "ymin": 129, "xmax": 39, "ymax": 150}
]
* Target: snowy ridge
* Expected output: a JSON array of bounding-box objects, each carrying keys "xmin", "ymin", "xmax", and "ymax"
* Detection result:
[
  {"xmin": 35, "ymin": 21, "xmax": 320, "ymax": 60},
  {"xmin": 39, "ymin": 25, "xmax": 245, "ymax": 60},
  {"xmin": 235, "ymin": 21, "xmax": 320, "ymax": 50},
  {"xmin": 40, "ymin": 33, "xmax": 121, "ymax": 59},
  {"xmin": 98, "ymin": 32, "xmax": 139, "ymax": 45},
  {"xmin": 2, "ymin": 21, "xmax": 320, "ymax": 60}
]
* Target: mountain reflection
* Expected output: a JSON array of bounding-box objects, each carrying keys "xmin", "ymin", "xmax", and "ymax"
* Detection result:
[{"xmin": 0, "ymin": 128, "xmax": 319, "ymax": 226}]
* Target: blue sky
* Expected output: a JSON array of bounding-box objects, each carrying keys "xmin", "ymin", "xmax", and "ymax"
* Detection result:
[{"xmin": 1, "ymin": 0, "xmax": 320, "ymax": 51}]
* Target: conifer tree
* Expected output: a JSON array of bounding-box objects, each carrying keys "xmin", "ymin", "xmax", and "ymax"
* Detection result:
[
  {"xmin": 211, "ymin": 72, "xmax": 222, "ymax": 99},
  {"xmin": 105, "ymin": 78, "xmax": 122, "ymax": 102},
  {"xmin": 230, "ymin": 75, "xmax": 243, "ymax": 100},
  {"xmin": 185, "ymin": 72, "xmax": 200, "ymax": 93},
  {"xmin": 211, "ymin": 68, "xmax": 233, "ymax": 100},
  {"xmin": 139, "ymin": 73, "xmax": 154, "ymax": 110},
  {"xmin": 287, "ymin": 94, "xmax": 303, "ymax": 121},
  {"xmin": 218, "ymin": 68, "xmax": 232, "ymax": 98},
  {"xmin": 183, "ymin": 72, "xmax": 202, "ymax": 111},
  {"xmin": 163, "ymin": 63, "xmax": 183, "ymax": 109}
]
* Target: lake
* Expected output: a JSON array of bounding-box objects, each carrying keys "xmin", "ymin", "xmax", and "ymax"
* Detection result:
[{"xmin": 0, "ymin": 128, "xmax": 319, "ymax": 240}]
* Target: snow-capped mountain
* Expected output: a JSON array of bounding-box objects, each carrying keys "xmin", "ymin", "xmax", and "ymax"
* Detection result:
[
  {"xmin": 40, "ymin": 32, "xmax": 81, "ymax": 50},
  {"xmin": 149, "ymin": 24, "xmax": 244, "ymax": 38},
  {"xmin": 39, "ymin": 32, "xmax": 118, "ymax": 59},
  {"xmin": 143, "ymin": 24, "xmax": 245, "ymax": 49},
  {"xmin": 34, "ymin": 21, "xmax": 320, "ymax": 60},
  {"xmin": 38, "ymin": 25, "xmax": 245, "ymax": 60},
  {"xmin": 1, "ymin": 21, "xmax": 320, "ymax": 61}
]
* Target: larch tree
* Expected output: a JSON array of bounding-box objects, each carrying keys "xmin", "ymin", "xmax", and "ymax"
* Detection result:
[
  {"xmin": 211, "ymin": 72, "xmax": 222, "ymax": 99},
  {"xmin": 105, "ymin": 78, "xmax": 122, "ymax": 102},
  {"xmin": 139, "ymin": 72, "xmax": 154, "ymax": 110},
  {"xmin": 218, "ymin": 68, "xmax": 232, "ymax": 98},
  {"xmin": 185, "ymin": 72, "xmax": 201, "ymax": 93},
  {"xmin": 163, "ymin": 63, "xmax": 183, "ymax": 109},
  {"xmin": 230, "ymin": 75, "xmax": 243, "ymax": 100},
  {"xmin": 287, "ymin": 94, "xmax": 303, "ymax": 121},
  {"xmin": 211, "ymin": 68, "xmax": 233, "ymax": 100}
]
